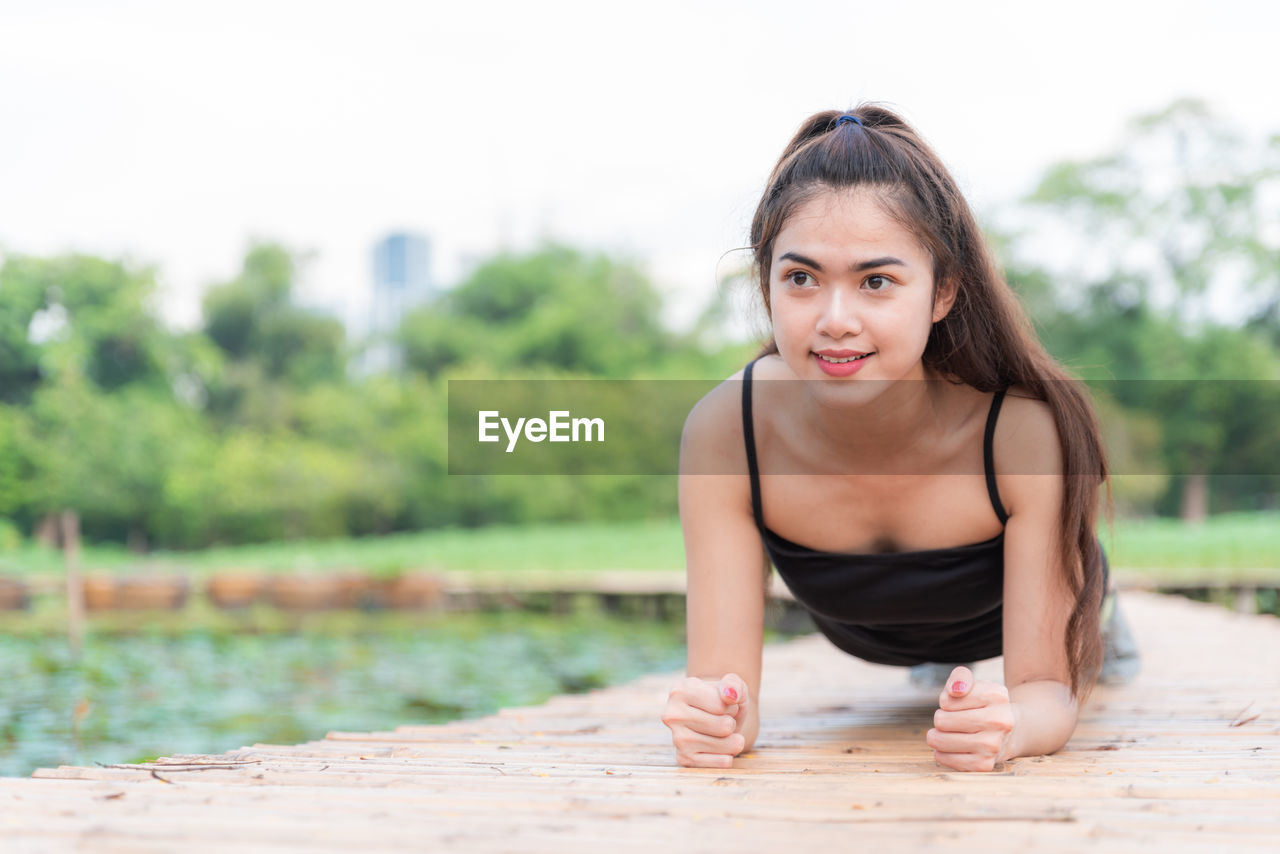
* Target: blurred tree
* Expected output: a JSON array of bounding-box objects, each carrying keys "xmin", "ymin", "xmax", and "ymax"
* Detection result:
[
  {"xmin": 201, "ymin": 243, "xmax": 346, "ymax": 415},
  {"xmin": 1023, "ymin": 97, "xmax": 1280, "ymax": 327},
  {"xmin": 0, "ymin": 263, "xmax": 46, "ymax": 404},
  {"xmin": 0, "ymin": 405, "xmax": 29, "ymax": 520},
  {"xmin": 1003, "ymin": 255, "xmax": 1280, "ymax": 518},
  {"xmin": 0, "ymin": 253, "xmax": 197, "ymax": 544},
  {"xmin": 0, "ymin": 253, "xmax": 169, "ymax": 402},
  {"xmin": 397, "ymin": 310, "xmax": 484, "ymax": 378},
  {"xmin": 1009, "ymin": 99, "xmax": 1280, "ymax": 519},
  {"xmin": 400, "ymin": 244, "xmax": 672, "ymax": 378},
  {"xmin": 19, "ymin": 370, "xmax": 198, "ymax": 548}
]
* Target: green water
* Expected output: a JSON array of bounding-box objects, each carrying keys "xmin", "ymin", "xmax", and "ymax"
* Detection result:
[{"xmin": 0, "ymin": 612, "xmax": 690, "ymax": 778}]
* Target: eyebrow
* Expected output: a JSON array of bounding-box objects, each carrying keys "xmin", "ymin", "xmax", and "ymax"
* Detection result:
[{"xmin": 777, "ymin": 252, "xmax": 907, "ymax": 273}]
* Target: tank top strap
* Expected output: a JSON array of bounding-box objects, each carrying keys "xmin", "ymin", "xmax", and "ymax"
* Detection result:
[
  {"xmin": 983, "ymin": 388, "xmax": 1011, "ymax": 527},
  {"xmin": 742, "ymin": 359, "xmax": 766, "ymax": 532}
]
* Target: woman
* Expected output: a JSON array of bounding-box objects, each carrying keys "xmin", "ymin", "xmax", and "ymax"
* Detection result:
[{"xmin": 661, "ymin": 106, "xmax": 1138, "ymax": 772}]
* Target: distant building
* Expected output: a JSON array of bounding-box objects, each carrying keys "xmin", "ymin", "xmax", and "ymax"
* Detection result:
[{"xmin": 364, "ymin": 231, "xmax": 433, "ymax": 373}]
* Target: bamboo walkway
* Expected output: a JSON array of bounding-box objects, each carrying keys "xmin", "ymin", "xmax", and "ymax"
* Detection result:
[{"xmin": 4, "ymin": 591, "xmax": 1278, "ymax": 852}]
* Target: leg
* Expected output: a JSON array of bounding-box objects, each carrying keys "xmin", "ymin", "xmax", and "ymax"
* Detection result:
[{"xmin": 1097, "ymin": 586, "xmax": 1141, "ymax": 685}]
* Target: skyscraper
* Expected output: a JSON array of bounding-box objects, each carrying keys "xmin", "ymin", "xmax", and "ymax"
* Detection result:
[{"xmin": 365, "ymin": 231, "xmax": 432, "ymax": 373}]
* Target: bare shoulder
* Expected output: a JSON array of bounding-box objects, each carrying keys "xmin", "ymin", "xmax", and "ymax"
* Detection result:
[
  {"xmin": 997, "ymin": 385, "xmax": 1063, "ymax": 471},
  {"xmin": 994, "ymin": 385, "xmax": 1064, "ymax": 517},
  {"xmin": 680, "ymin": 366, "xmax": 750, "ymax": 476}
]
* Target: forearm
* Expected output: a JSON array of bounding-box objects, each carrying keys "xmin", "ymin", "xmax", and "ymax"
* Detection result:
[{"xmin": 1004, "ymin": 680, "xmax": 1079, "ymax": 761}]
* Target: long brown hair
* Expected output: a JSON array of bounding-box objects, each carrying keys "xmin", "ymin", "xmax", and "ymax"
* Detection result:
[{"xmin": 749, "ymin": 105, "xmax": 1111, "ymax": 701}]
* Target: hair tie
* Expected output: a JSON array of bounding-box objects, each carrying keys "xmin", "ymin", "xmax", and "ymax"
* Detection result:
[{"xmin": 836, "ymin": 114, "xmax": 863, "ymax": 128}]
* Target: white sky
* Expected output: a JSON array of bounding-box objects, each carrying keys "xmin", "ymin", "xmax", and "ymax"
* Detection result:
[{"xmin": 2, "ymin": 0, "xmax": 1277, "ymax": 336}]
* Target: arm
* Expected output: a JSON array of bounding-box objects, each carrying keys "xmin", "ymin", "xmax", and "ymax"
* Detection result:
[
  {"xmin": 681, "ymin": 464, "xmax": 768, "ymax": 752},
  {"xmin": 998, "ymin": 395, "xmax": 1080, "ymax": 761},
  {"xmin": 927, "ymin": 395, "xmax": 1081, "ymax": 771},
  {"xmin": 664, "ymin": 382, "xmax": 768, "ymax": 764}
]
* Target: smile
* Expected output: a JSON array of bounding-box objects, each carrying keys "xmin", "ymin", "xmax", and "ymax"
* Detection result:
[{"xmin": 812, "ymin": 351, "xmax": 874, "ymax": 377}]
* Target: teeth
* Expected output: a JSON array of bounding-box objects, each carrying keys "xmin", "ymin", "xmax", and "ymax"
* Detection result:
[{"xmin": 817, "ymin": 353, "xmax": 871, "ymax": 364}]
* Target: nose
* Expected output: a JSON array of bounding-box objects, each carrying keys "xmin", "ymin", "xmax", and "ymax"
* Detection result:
[{"xmin": 814, "ymin": 285, "xmax": 863, "ymax": 340}]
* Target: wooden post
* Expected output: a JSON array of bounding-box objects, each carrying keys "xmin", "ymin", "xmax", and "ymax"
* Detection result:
[
  {"xmin": 62, "ymin": 509, "xmax": 84, "ymax": 657},
  {"xmin": 1180, "ymin": 473, "xmax": 1208, "ymax": 524}
]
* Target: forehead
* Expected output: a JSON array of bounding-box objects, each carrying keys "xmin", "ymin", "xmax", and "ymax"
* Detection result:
[{"xmin": 774, "ymin": 188, "xmax": 927, "ymax": 261}]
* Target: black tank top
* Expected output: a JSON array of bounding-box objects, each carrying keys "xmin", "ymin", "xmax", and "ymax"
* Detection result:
[{"xmin": 742, "ymin": 357, "xmax": 1108, "ymax": 666}]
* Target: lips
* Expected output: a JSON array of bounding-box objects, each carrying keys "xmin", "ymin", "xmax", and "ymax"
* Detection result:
[{"xmin": 813, "ymin": 351, "xmax": 873, "ymax": 376}]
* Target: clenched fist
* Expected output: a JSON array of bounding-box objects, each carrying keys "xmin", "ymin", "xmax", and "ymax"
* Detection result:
[
  {"xmin": 661, "ymin": 673, "xmax": 751, "ymax": 768},
  {"xmin": 925, "ymin": 665, "xmax": 1016, "ymax": 772}
]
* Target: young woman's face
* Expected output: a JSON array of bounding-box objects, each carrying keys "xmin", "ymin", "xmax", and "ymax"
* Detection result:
[{"xmin": 768, "ymin": 188, "xmax": 954, "ymax": 387}]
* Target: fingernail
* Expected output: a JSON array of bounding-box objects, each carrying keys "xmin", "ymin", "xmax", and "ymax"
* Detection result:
[
  {"xmin": 951, "ymin": 681, "xmax": 967, "ymax": 693},
  {"xmin": 722, "ymin": 686, "xmax": 739, "ymax": 702}
]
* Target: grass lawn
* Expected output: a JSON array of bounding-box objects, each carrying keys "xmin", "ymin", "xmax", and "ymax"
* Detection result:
[
  {"xmin": 0, "ymin": 519, "xmax": 687, "ymax": 577},
  {"xmin": 1098, "ymin": 512, "xmax": 1280, "ymax": 584},
  {"xmin": 1, "ymin": 513, "xmax": 1276, "ymax": 584}
]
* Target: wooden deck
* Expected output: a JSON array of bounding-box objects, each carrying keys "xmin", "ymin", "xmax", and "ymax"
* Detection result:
[{"xmin": 4, "ymin": 591, "xmax": 1278, "ymax": 852}]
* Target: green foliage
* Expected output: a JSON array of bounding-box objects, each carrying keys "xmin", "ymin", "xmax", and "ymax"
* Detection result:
[
  {"xmin": 0, "ymin": 264, "xmax": 47, "ymax": 403},
  {"xmin": 4, "ymin": 97, "xmax": 1280, "ymax": 548},
  {"xmin": 202, "ymin": 242, "xmax": 345, "ymax": 389},
  {"xmin": 1008, "ymin": 98, "xmax": 1280, "ymax": 517},
  {"xmin": 1016, "ymin": 270, "xmax": 1280, "ymax": 514},
  {"xmin": 20, "ymin": 378, "xmax": 201, "ymax": 544},
  {"xmin": 0, "ymin": 406, "xmax": 29, "ymax": 518},
  {"xmin": 401, "ymin": 244, "xmax": 672, "ymax": 378},
  {"xmin": 1023, "ymin": 97, "xmax": 1280, "ymax": 325},
  {"xmin": 0, "ymin": 253, "xmax": 169, "ymax": 402},
  {"xmin": 0, "ymin": 516, "xmax": 21, "ymax": 551}
]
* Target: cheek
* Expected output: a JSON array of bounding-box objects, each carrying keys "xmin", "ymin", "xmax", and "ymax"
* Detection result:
[
  {"xmin": 769, "ymin": 298, "xmax": 804, "ymax": 340},
  {"xmin": 864, "ymin": 302, "xmax": 933, "ymax": 360},
  {"xmin": 916, "ymin": 291, "xmax": 947, "ymax": 335}
]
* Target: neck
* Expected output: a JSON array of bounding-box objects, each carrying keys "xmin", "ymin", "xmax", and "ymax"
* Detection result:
[{"xmin": 791, "ymin": 363, "xmax": 955, "ymax": 475}]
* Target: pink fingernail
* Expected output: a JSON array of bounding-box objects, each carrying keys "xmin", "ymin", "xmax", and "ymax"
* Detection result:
[
  {"xmin": 951, "ymin": 681, "xmax": 968, "ymax": 693},
  {"xmin": 723, "ymin": 686, "xmax": 739, "ymax": 702}
]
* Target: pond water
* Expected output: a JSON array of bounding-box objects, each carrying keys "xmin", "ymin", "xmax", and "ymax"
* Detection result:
[{"xmin": 0, "ymin": 612, "xmax": 696, "ymax": 778}]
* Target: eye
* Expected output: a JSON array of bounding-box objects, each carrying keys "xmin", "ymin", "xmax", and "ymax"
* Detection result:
[
  {"xmin": 785, "ymin": 270, "xmax": 815, "ymax": 287},
  {"xmin": 864, "ymin": 274, "xmax": 893, "ymax": 292}
]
